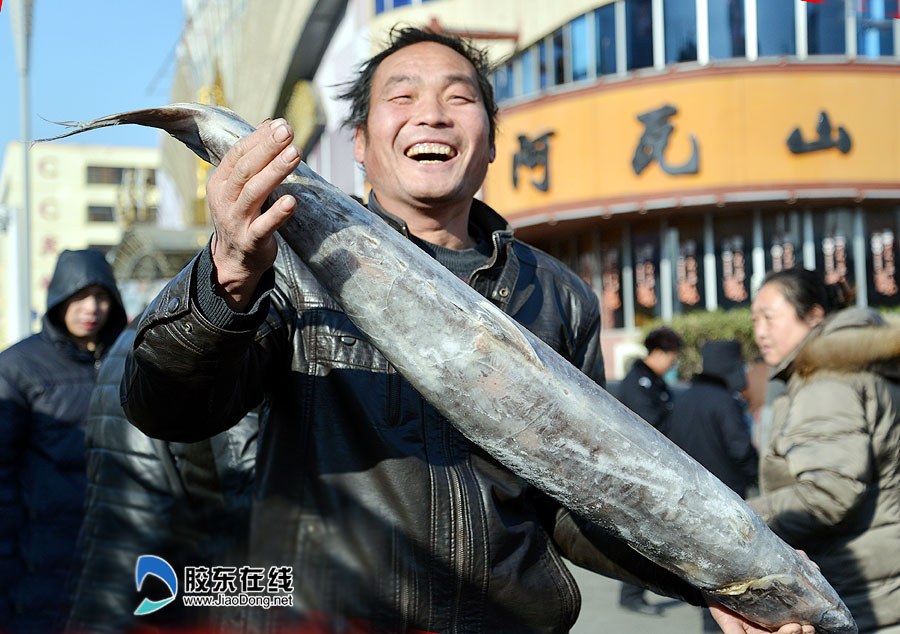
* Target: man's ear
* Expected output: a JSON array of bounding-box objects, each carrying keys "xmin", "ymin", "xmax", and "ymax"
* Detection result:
[
  {"xmin": 489, "ymin": 143, "xmax": 496, "ymax": 164},
  {"xmin": 353, "ymin": 127, "xmax": 367, "ymax": 164}
]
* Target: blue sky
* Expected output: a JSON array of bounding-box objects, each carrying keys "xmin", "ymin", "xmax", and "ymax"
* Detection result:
[{"xmin": 0, "ymin": 1, "xmax": 184, "ymax": 161}]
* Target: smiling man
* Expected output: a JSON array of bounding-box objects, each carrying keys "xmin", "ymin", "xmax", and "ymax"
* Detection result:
[{"xmin": 121, "ymin": 28, "xmax": 812, "ymax": 634}]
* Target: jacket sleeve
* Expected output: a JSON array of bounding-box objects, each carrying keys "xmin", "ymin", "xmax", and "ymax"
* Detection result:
[
  {"xmin": 747, "ymin": 376, "xmax": 870, "ymax": 543},
  {"xmin": 122, "ymin": 248, "xmax": 291, "ymax": 442},
  {"xmin": 552, "ymin": 508, "xmax": 705, "ymax": 605},
  {"xmin": 569, "ymin": 292, "xmax": 606, "ymax": 388},
  {"xmin": 0, "ymin": 366, "xmax": 27, "ymax": 625}
]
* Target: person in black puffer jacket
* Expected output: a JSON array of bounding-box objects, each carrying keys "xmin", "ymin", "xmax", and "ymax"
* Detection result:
[
  {"xmin": 65, "ymin": 325, "xmax": 259, "ymax": 634},
  {"xmin": 0, "ymin": 249, "xmax": 126, "ymax": 634},
  {"xmin": 661, "ymin": 340, "xmax": 758, "ymax": 633}
]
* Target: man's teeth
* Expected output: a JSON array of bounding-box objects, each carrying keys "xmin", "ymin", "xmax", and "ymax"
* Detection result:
[{"xmin": 406, "ymin": 143, "xmax": 455, "ymax": 161}]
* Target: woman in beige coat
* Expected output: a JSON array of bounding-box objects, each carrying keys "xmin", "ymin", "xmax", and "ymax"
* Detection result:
[{"xmin": 750, "ymin": 269, "xmax": 900, "ymax": 634}]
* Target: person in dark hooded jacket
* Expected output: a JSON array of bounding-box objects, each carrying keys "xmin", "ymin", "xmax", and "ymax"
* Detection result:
[
  {"xmin": 661, "ymin": 340, "xmax": 758, "ymax": 633},
  {"xmin": 662, "ymin": 340, "xmax": 758, "ymax": 498},
  {"xmin": 0, "ymin": 249, "xmax": 126, "ymax": 634}
]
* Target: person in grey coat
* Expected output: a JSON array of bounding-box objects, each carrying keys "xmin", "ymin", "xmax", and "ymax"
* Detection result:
[{"xmin": 750, "ymin": 269, "xmax": 900, "ymax": 633}]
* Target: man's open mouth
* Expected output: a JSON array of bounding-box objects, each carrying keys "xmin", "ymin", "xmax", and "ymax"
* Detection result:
[{"xmin": 406, "ymin": 143, "xmax": 456, "ymax": 163}]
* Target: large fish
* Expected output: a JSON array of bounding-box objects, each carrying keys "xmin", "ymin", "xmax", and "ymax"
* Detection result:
[{"xmin": 39, "ymin": 104, "xmax": 857, "ymax": 634}]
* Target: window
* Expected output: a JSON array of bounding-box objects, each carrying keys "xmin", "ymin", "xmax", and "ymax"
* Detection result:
[
  {"xmin": 757, "ymin": 0, "xmax": 796, "ymax": 56},
  {"xmin": 520, "ymin": 48, "xmax": 536, "ymax": 94},
  {"xmin": 595, "ymin": 4, "xmax": 617, "ymax": 75},
  {"xmin": 493, "ymin": 62, "xmax": 514, "ymax": 102},
  {"xmin": 670, "ymin": 220, "xmax": 705, "ymax": 315},
  {"xmin": 715, "ymin": 216, "xmax": 753, "ymax": 310},
  {"xmin": 538, "ymin": 40, "xmax": 549, "ymax": 90},
  {"xmin": 87, "ymin": 205, "xmax": 115, "ymax": 222},
  {"xmin": 87, "ymin": 166, "xmax": 125, "ymax": 185},
  {"xmin": 807, "ymin": 0, "xmax": 846, "ymax": 55},
  {"xmin": 664, "ymin": 0, "xmax": 697, "ymax": 63},
  {"xmin": 857, "ymin": 0, "xmax": 895, "ymax": 57},
  {"xmin": 375, "ymin": 0, "xmax": 427, "ymax": 14},
  {"xmin": 599, "ymin": 232, "xmax": 625, "ymax": 329},
  {"xmin": 866, "ymin": 207, "xmax": 900, "ymax": 308},
  {"xmin": 552, "ymin": 28, "xmax": 566, "ymax": 85},
  {"xmin": 709, "ymin": 0, "xmax": 745, "ymax": 59},
  {"xmin": 571, "ymin": 15, "xmax": 589, "ymax": 81},
  {"xmin": 813, "ymin": 208, "xmax": 855, "ymax": 294},
  {"xmin": 632, "ymin": 224, "xmax": 661, "ymax": 326},
  {"xmin": 626, "ymin": 0, "xmax": 654, "ymax": 70},
  {"xmin": 763, "ymin": 212, "xmax": 802, "ymax": 273}
]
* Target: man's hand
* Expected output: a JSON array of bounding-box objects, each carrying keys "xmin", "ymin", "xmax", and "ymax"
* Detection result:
[
  {"xmin": 206, "ymin": 118, "xmax": 302, "ymax": 310},
  {"xmin": 707, "ymin": 600, "xmax": 815, "ymax": 634}
]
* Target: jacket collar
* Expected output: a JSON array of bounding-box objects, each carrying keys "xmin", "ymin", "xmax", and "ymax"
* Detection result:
[
  {"xmin": 634, "ymin": 359, "xmax": 668, "ymax": 389},
  {"xmin": 773, "ymin": 307, "xmax": 900, "ymax": 382},
  {"xmin": 365, "ymin": 193, "xmax": 519, "ymax": 311},
  {"xmin": 365, "ymin": 193, "xmax": 514, "ymax": 255}
]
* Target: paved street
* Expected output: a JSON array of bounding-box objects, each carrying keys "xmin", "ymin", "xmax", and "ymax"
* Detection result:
[{"xmin": 567, "ymin": 562, "xmax": 703, "ymax": 634}]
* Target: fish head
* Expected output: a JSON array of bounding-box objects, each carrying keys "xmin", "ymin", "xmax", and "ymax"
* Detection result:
[{"xmin": 711, "ymin": 553, "xmax": 857, "ymax": 634}]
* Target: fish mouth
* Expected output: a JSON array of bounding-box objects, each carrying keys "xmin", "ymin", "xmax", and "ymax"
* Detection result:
[
  {"xmin": 816, "ymin": 609, "xmax": 858, "ymax": 634},
  {"xmin": 405, "ymin": 142, "xmax": 457, "ymax": 163}
]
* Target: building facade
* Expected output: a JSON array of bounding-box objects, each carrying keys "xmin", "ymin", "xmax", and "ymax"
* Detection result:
[
  {"xmin": 482, "ymin": 0, "xmax": 900, "ymax": 376},
  {"xmin": 0, "ymin": 142, "xmax": 165, "ymax": 348}
]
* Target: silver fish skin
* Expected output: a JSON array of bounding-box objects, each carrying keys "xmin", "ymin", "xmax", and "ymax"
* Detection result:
[{"xmin": 38, "ymin": 104, "xmax": 857, "ymax": 634}]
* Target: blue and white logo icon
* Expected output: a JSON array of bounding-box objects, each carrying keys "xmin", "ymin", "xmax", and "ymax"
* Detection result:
[{"xmin": 134, "ymin": 555, "xmax": 178, "ymax": 615}]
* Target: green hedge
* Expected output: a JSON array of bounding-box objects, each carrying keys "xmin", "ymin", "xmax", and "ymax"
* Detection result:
[
  {"xmin": 641, "ymin": 309, "xmax": 758, "ymax": 381},
  {"xmin": 641, "ymin": 305, "xmax": 900, "ymax": 380}
]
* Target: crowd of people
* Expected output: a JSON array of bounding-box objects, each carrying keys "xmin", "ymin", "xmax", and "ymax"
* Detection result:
[{"xmin": 1, "ymin": 24, "xmax": 898, "ymax": 634}]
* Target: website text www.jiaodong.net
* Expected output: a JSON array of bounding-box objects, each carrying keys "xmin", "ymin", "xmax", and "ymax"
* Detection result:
[{"xmin": 182, "ymin": 593, "xmax": 294, "ymax": 609}]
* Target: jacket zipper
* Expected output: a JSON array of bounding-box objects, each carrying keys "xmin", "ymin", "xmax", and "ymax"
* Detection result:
[{"xmin": 443, "ymin": 419, "xmax": 470, "ymax": 634}]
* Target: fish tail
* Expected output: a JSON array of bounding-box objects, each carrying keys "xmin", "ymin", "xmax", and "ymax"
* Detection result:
[{"xmin": 33, "ymin": 103, "xmax": 251, "ymax": 167}]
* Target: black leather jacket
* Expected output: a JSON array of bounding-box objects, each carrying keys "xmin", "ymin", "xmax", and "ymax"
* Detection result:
[
  {"xmin": 123, "ymin": 200, "xmax": 700, "ymax": 633},
  {"xmin": 68, "ymin": 326, "xmax": 258, "ymax": 634}
]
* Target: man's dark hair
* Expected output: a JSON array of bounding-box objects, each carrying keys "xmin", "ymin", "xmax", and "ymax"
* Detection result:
[
  {"xmin": 644, "ymin": 327, "xmax": 683, "ymax": 353},
  {"xmin": 338, "ymin": 26, "xmax": 499, "ymax": 145}
]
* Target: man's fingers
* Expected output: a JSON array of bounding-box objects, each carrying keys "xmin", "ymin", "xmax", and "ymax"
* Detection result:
[
  {"xmin": 235, "ymin": 142, "xmax": 301, "ymax": 214},
  {"xmin": 220, "ymin": 119, "xmax": 297, "ymax": 204},
  {"xmin": 248, "ymin": 194, "xmax": 297, "ymax": 242}
]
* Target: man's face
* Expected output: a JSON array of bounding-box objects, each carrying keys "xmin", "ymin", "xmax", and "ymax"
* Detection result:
[
  {"xmin": 62, "ymin": 284, "xmax": 112, "ymax": 345},
  {"xmin": 354, "ymin": 41, "xmax": 495, "ymax": 216}
]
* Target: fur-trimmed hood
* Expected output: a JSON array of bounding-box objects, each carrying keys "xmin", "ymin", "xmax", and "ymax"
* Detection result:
[{"xmin": 776, "ymin": 308, "xmax": 900, "ymax": 381}]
